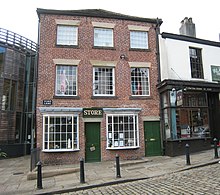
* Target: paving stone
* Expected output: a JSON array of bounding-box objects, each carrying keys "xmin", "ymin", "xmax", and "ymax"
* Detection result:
[{"xmin": 70, "ymin": 163, "xmax": 220, "ymax": 195}]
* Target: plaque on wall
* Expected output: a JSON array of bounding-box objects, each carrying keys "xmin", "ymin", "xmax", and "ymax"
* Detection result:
[{"xmin": 43, "ymin": 100, "xmax": 52, "ymax": 105}]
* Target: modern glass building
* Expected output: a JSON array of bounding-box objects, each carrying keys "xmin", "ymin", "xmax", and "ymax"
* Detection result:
[{"xmin": 0, "ymin": 28, "xmax": 38, "ymax": 157}]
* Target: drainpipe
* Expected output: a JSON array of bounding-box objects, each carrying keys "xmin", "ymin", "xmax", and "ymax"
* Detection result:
[
  {"xmin": 155, "ymin": 18, "xmax": 164, "ymax": 155},
  {"xmin": 155, "ymin": 18, "xmax": 162, "ymax": 83}
]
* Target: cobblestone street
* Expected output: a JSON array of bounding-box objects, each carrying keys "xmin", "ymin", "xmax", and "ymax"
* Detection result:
[{"xmin": 62, "ymin": 163, "xmax": 220, "ymax": 195}]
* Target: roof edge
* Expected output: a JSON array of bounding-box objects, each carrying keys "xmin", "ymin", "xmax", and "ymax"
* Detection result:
[
  {"xmin": 36, "ymin": 8, "xmax": 162, "ymax": 25},
  {"xmin": 161, "ymin": 32, "xmax": 220, "ymax": 47}
]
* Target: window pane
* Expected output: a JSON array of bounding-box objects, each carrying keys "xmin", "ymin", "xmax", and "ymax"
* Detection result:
[
  {"xmin": 57, "ymin": 25, "xmax": 78, "ymax": 45},
  {"xmin": 56, "ymin": 65, "xmax": 77, "ymax": 96},
  {"xmin": 10, "ymin": 80, "xmax": 17, "ymax": 110},
  {"xmin": 94, "ymin": 28, "xmax": 113, "ymax": 47},
  {"xmin": 2, "ymin": 79, "xmax": 10, "ymax": 110},
  {"xmin": 1, "ymin": 79, "xmax": 16, "ymax": 111},
  {"xmin": 130, "ymin": 31, "xmax": 148, "ymax": 49},
  {"xmin": 93, "ymin": 67, "xmax": 114, "ymax": 95},
  {"xmin": 131, "ymin": 68, "xmax": 150, "ymax": 96},
  {"xmin": 43, "ymin": 115, "xmax": 78, "ymax": 150},
  {"xmin": 0, "ymin": 47, "xmax": 5, "ymax": 75}
]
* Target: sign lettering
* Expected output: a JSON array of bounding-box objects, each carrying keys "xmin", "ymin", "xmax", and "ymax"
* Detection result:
[
  {"xmin": 43, "ymin": 100, "xmax": 52, "ymax": 105},
  {"xmin": 83, "ymin": 108, "xmax": 103, "ymax": 118}
]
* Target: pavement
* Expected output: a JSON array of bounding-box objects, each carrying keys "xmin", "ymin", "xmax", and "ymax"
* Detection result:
[{"xmin": 0, "ymin": 149, "xmax": 219, "ymax": 195}]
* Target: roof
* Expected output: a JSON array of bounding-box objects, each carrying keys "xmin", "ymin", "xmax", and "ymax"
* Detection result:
[
  {"xmin": 37, "ymin": 8, "xmax": 162, "ymax": 25},
  {"xmin": 161, "ymin": 32, "xmax": 220, "ymax": 48}
]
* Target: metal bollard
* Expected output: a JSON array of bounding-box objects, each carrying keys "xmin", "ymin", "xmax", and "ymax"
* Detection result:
[
  {"xmin": 185, "ymin": 144, "xmax": 191, "ymax": 165},
  {"xmin": 80, "ymin": 158, "xmax": 85, "ymax": 183},
  {"xmin": 115, "ymin": 154, "xmax": 121, "ymax": 178},
  {"xmin": 37, "ymin": 161, "xmax": 43, "ymax": 189},
  {"xmin": 213, "ymin": 138, "xmax": 219, "ymax": 159}
]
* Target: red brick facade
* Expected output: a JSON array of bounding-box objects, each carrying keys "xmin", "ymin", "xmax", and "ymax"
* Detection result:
[{"xmin": 36, "ymin": 9, "xmax": 161, "ymax": 165}]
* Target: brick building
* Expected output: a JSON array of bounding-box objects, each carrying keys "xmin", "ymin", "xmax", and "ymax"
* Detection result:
[{"xmin": 36, "ymin": 9, "xmax": 162, "ymax": 164}]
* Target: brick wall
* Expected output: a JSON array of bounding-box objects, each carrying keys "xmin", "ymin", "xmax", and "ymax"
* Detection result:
[{"xmin": 37, "ymin": 13, "xmax": 160, "ymax": 164}]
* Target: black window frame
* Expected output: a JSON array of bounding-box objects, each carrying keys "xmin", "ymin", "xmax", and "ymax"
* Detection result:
[{"xmin": 189, "ymin": 47, "xmax": 204, "ymax": 79}]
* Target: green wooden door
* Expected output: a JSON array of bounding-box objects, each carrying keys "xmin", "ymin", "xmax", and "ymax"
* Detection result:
[
  {"xmin": 144, "ymin": 121, "xmax": 161, "ymax": 156},
  {"xmin": 85, "ymin": 122, "xmax": 101, "ymax": 162}
]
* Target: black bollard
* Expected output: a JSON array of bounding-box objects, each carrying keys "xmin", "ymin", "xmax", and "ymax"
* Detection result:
[
  {"xmin": 185, "ymin": 144, "xmax": 191, "ymax": 165},
  {"xmin": 80, "ymin": 158, "xmax": 85, "ymax": 183},
  {"xmin": 213, "ymin": 138, "xmax": 219, "ymax": 159},
  {"xmin": 115, "ymin": 154, "xmax": 121, "ymax": 178},
  {"xmin": 37, "ymin": 161, "xmax": 43, "ymax": 189}
]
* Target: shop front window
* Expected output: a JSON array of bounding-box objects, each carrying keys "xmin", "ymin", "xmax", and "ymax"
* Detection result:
[
  {"xmin": 43, "ymin": 114, "xmax": 79, "ymax": 151},
  {"xmin": 176, "ymin": 108, "xmax": 210, "ymax": 139},
  {"xmin": 163, "ymin": 91, "xmax": 210, "ymax": 140},
  {"xmin": 106, "ymin": 114, "xmax": 139, "ymax": 149}
]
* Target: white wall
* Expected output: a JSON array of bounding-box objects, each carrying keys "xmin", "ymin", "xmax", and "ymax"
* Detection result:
[{"xmin": 159, "ymin": 34, "xmax": 220, "ymax": 83}]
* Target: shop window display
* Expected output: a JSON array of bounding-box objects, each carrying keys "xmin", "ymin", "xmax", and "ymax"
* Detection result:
[{"xmin": 163, "ymin": 91, "xmax": 210, "ymax": 140}]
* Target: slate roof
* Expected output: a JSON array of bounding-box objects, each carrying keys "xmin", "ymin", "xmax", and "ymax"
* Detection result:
[{"xmin": 37, "ymin": 8, "xmax": 162, "ymax": 25}]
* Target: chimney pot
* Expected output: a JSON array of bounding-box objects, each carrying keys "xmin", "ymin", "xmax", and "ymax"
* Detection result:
[{"xmin": 179, "ymin": 17, "xmax": 196, "ymax": 37}]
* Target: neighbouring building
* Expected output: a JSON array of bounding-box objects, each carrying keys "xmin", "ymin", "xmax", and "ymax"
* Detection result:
[
  {"xmin": 158, "ymin": 17, "xmax": 220, "ymax": 156},
  {"xmin": 36, "ymin": 8, "xmax": 163, "ymax": 164},
  {"xmin": 0, "ymin": 28, "xmax": 38, "ymax": 157}
]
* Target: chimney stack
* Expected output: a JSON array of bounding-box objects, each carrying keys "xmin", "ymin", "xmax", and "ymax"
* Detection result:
[{"xmin": 179, "ymin": 17, "xmax": 196, "ymax": 37}]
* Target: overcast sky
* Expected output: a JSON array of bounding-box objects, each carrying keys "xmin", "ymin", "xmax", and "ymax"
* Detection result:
[{"xmin": 1, "ymin": 0, "xmax": 220, "ymax": 43}]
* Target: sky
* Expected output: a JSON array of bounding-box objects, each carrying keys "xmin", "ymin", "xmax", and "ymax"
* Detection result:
[{"xmin": 1, "ymin": 0, "xmax": 220, "ymax": 43}]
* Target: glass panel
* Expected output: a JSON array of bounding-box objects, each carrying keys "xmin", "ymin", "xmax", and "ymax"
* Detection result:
[
  {"xmin": 56, "ymin": 65, "xmax": 77, "ymax": 96},
  {"xmin": 94, "ymin": 28, "xmax": 113, "ymax": 47},
  {"xmin": 176, "ymin": 108, "xmax": 210, "ymax": 139},
  {"xmin": 131, "ymin": 68, "xmax": 149, "ymax": 96},
  {"xmin": 15, "ymin": 112, "xmax": 22, "ymax": 143},
  {"xmin": 0, "ymin": 47, "xmax": 5, "ymax": 75},
  {"xmin": 130, "ymin": 31, "xmax": 148, "ymax": 49},
  {"xmin": 189, "ymin": 47, "xmax": 204, "ymax": 79},
  {"xmin": 10, "ymin": 80, "xmax": 17, "ymax": 111},
  {"xmin": 57, "ymin": 25, "xmax": 78, "ymax": 45},
  {"xmin": 43, "ymin": 115, "xmax": 78, "ymax": 150},
  {"xmin": 2, "ymin": 79, "xmax": 10, "ymax": 110},
  {"xmin": 93, "ymin": 67, "xmax": 114, "ymax": 95},
  {"xmin": 107, "ymin": 114, "xmax": 138, "ymax": 148}
]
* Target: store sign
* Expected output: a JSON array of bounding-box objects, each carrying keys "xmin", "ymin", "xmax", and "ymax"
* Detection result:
[
  {"xmin": 211, "ymin": 65, "xmax": 220, "ymax": 82},
  {"xmin": 43, "ymin": 100, "xmax": 52, "ymax": 105},
  {"xmin": 83, "ymin": 108, "xmax": 103, "ymax": 118}
]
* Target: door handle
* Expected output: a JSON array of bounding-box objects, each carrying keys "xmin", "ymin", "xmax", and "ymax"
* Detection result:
[{"xmin": 150, "ymin": 138, "xmax": 156, "ymax": 141}]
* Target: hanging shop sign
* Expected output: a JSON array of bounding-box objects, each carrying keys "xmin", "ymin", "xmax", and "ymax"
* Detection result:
[
  {"xmin": 211, "ymin": 65, "xmax": 220, "ymax": 82},
  {"xmin": 176, "ymin": 90, "xmax": 183, "ymax": 106},
  {"xmin": 83, "ymin": 108, "xmax": 103, "ymax": 118}
]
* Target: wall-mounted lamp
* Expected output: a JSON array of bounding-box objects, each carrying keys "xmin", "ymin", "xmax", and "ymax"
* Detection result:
[{"xmin": 120, "ymin": 54, "xmax": 126, "ymax": 60}]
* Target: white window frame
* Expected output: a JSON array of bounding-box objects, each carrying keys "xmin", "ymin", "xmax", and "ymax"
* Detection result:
[
  {"xmin": 131, "ymin": 67, "xmax": 150, "ymax": 96},
  {"xmin": 106, "ymin": 114, "xmax": 140, "ymax": 149},
  {"xmin": 56, "ymin": 25, "xmax": 78, "ymax": 46},
  {"xmin": 43, "ymin": 114, "xmax": 79, "ymax": 152},
  {"xmin": 94, "ymin": 28, "xmax": 113, "ymax": 47},
  {"xmin": 55, "ymin": 65, "xmax": 77, "ymax": 96},
  {"xmin": 93, "ymin": 67, "xmax": 115, "ymax": 96},
  {"xmin": 130, "ymin": 31, "xmax": 148, "ymax": 49}
]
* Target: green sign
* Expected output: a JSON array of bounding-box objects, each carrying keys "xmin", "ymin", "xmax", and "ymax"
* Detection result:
[
  {"xmin": 211, "ymin": 65, "xmax": 220, "ymax": 82},
  {"xmin": 83, "ymin": 108, "xmax": 103, "ymax": 118}
]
